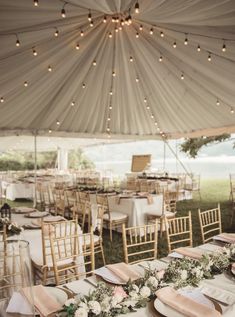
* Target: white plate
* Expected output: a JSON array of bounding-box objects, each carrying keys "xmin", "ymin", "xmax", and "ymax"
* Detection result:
[
  {"xmin": 26, "ymin": 211, "xmax": 49, "ymax": 218},
  {"xmin": 154, "ymin": 289, "xmax": 214, "ymax": 317},
  {"xmin": 95, "ymin": 267, "xmax": 125, "ymax": 285},
  {"xmin": 45, "ymin": 287, "xmax": 68, "ymax": 305}
]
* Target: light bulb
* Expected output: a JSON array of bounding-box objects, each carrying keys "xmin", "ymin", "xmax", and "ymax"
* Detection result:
[
  {"xmin": 24, "ymin": 81, "xmax": 28, "ymax": 87},
  {"xmin": 0, "ymin": 97, "xmax": 4, "ymax": 103},
  {"xmin": 181, "ymin": 73, "xmax": 184, "ymax": 80},
  {"xmin": 197, "ymin": 44, "xmax": 201, "ymax": 52},
  {"xmin": 88, "ymin": 11, "xmax": 92, "ymax": 21},
  {"xmin": 222, "ymin": 43, "xmax": 226, "ymax": 52},
  {"xmin": 159, "ymin": 55, "xmax": 163, "ymax": 62},
  {"xmin": 150, "ymin": 28, "xmax": 153, "ymax": 35},
  {"xmin": 76, "ymin": 43, "xmax": 80, "ymax": 50},
  {"xmin": 107, "ymin": 117, "xmax": 111, "ymax": 121},
  {"xmin": 151, "ymin": 114, "xmax": 154, "ymax": 119},
  {"xmin": 136, "ymin": 77, "xmax": 139, "ymax": 82},
  {"xmin": 56, "ymin": 120, "xmax": 60, "ymax": 125},
  {"xmin": 173, "ymin": 41, "xmax": 176, "ymax": 48},
  {"xmin": 208, "ymin": 53, "xmax": 211, "ymax": 61},
  {"xmin": 112, "ymin": 17, "xmax": 115, "ymax": 23},
  {"xmin": 119, "ymin": 25, "xmax": 122, "ymax": 30},
  {"xmin": 48, "ymin": 129, "xmax": 52, "ymax": 133},
  {"xmin": 154, "ymin": 122, "xmax": 158, "ymax": 126},
  {"xmin": 121, "ymin": 19, "xmax": 125, "ymax": 26},
  {"xmin": 144, "ymin": 98, "xmax": 147, "ymax": 103},
  {"xmin": 109, "ymin": 91, "xmax": 113, "ymax": 95},
  {"xmin": 48, "ymin": 65, "xmax": 52, "ymax": 72},
  {"xmin": 112, "ymin": 71, "xmax": 116, "ymax": 77},
  {"xmin": 54, "ymin": 29, "xmax": 59, "ymax": 37},
  {"xmin": 130, "ymin": 56, "xmax": 133, "ymax": 62},
  {"xmin": 160, "ymin": 31, "xmax": 164, "ymax": 37},
  {"xmin": 93, "ymin": 60, "xmax": 96, "ymax": 66},
  {"xmin": 71, "ymin": 101, "xmax": 75, "ymax": 106},
  {"xmin": 115, "ymin": 27, "xmax": 118, "ymax": 33},
  {"xmin": 82, "ymin": 83, "xmax": 85, "ymax": 88},
  {"xmin": 107, "ymin": 127, "xmax": 110, "ymax": 132},
  {"xmin": 135, "ymin": 1, "xmax": 139, "ymax": 13},
  {"xmin": 90, "ymin": 20, "xmax": 93, "ymax": 27},
  {"xmin": 216, "ymin": 99, "xmax": 220, "ymax": 106},
  {"xmin": 61, "ymin": 8, "xmax": 66, "ymax": 18},
  {"xmin": 80, "ymin": 30, "xmax": 84, "ymax": 37},
  {"xmin": 136, "ymin": 32, "xmax": 139, "ymax": 38},
  {"xmin": 231, "ymin": 108, "xmax": 234, "ymax": 114},
  {"xmin": 16, "ymin": 39, "xmax": 20, "ymax": 47},
  {"xmin": 33, "ymin": 48, "xmax": 37, "ymax": 56},
  {"xmin": 103, "ymin": 16, "xmax": 107, "ymax": 23},
  {"xmin": 184, "ymin": 37, "xmax": 188, "ymax": 45},
  {"xmin": 34, "ymin": 0, "xmax": 39, "ymax": 6},
  {"xmin": 139, "ymin": 25, "xmax": 143, "ymax": 31},
  {"xmin": 127, "ymin": 15, "xmax": 132, "ymax": 24},
  {"xmin": 108, "ymin": 32, "xmax": 112, "ymax": 38},
  {"xmin": 109, "ymin": 105, "xmax": 112, "ymax": 109},
  {"xmin": 146, "ymin": 105, "xmax": 150, "ymax": 110}
]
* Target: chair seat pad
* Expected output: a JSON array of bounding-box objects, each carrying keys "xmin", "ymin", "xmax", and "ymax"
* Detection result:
[
  {"xmin": 83, "ymin": 234, "xmax": 100, "ymax": 245},
  {"xmin": 103, "ymin": 211, "xmax": 128, "ymax": 221}
]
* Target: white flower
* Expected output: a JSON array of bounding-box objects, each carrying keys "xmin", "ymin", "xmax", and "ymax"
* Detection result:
[
  {"xmin": 101, "ymin": 297, "xmax": 111, "ymax": 312},
  {"xmin": 192, "ymin": 267, "xmax": 203, "ymax": 278},
  {"xmin": 146, "ymin": 276, "xmax": 159, "ymax": 288},
  {"xmin": 8, "ymin": 224, "xmax": 12, "ymax": 230},
  {"xmin": 122, "ymin": 299, "xmax": 137, "ymax": 307},
  {"xmin": 88, "ymin": 300, "xmax": 101, "ymax": 315},
  {"xmin": 65, "ymin": 298, "xmax": 76, "ymax": 306},
  {"xmin": 180, "ymin": 270, "xmax": 188, "ymax": 280},
  {"xmin": 140, "ymin": 286, "xmax": 151, "ymax": 298},
  {"xmin": 132, "ymin": 284, "xmax": 139, "ymax": 293},
  {"xmin": 74, "ymin": 307, "xmax": 88, "ymax": 317},
  {"xmin": 129, "ymin": 290, "xmax": 139, "ymax": 300}
]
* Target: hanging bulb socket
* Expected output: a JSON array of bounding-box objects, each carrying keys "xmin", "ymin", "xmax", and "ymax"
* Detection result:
[
  {"xmin": 54, "ymin": 29, "xmax": 59, "ymax": 37},
  {"xmin": 173, "ymin": 41, "xmax": 177, "ymax": 48},
  {"xmin": 34, "ymin": 0, "xmax": 39, "ymax": 7},
  {"xmin": 208, "ymin": 52, "xmax": 211, "ymax": 61},
  {"xmin": 135, "ymin": 1, "xmax": 139, "ymax": 14},
  {"xmin": 136, "ymin": 32, "xmax": 139, "ymax": 38},
  {"xmin": 61, "ymin": 8, "xmax": 66, "ymax": 18},
  {"xmin": 103, "ymin": 16, "xmax": 107, "ymax": 23},
  {"xmin": 16, "ymin": 38, "xmax": 20, "ymax": 47},
  {"xmin": 48, "ymin": 65, "xmax": 52, "ymax": 72},
  {"xmin": 216, "ymin": 99, "xmax": 220, "ymax": 106},
  {"xmin": 32, "ymin": 47, "xmax": 37, "ymax": 56},
  {"xmin": 129, "ymin": 56, "xmax": 133, "ymax": 62},
  {"xmin": 197, "ymin": 44, "xmax": 201, "ymax": 52},
  {"xmin": 159, "ymin": 55, "xmax": 163, "ymax": 62},
  {"xmin": 184, "ymin": 36, "xmax": 188, "ymax": 45},
  {"xmin": 230, "ymin": 108, "xmax": 234, "ymax": 114},
  {"xmin": 71, "ymin": 101, "xmax": 75, "ymax": 106},
  {"xmin": 150, "ymin": 28, "xmax": 153, "ymax": 35},
  {"xmin": 93, "ymin": 60, "xmax": 97, "ymax": 66},
  {"xmin": 24, "ymin": 81, "xmax": 28, "ymax": 87},
  {"xmin": 80, "ymin": 30, "xmax": 84, "ymax": 37},
  {"xmin": 82, "ymin": 83, "xmax": 85, "ymax": 88},
  {"xmin": 108, "ymin": 32, "xmax": 112, "ymax": 38},
  {"xmin": 56, "ymin": 120, "xmax": 60, "ymax": 125},
  {"xmin": 0, "ymin": 97, "xmax": 4, "ymax": 103},
  {"xmin": 181, "ymin": 73, "xmax": 184, "ymax": 80},
  {"xmin": 88, "ymin": 10, "xmax": 92, "ymax": 21},
  {"xmin": 76, "ymin": 43, "xmax": 80, "ymax": 50},
  {"xmin": 222, "ymin": 43, "xmax": 226, "ymax": 52},
  {"xmin": 139, "ymin": 25, "xmax": 143, "ymax": 31},
  {"xmin": 90, "ymin": 20, "xmax": 94, "ymax": 27},
  {"xmin": 160, "ymin": 31, "xmax": 164, "ymax": 37}
]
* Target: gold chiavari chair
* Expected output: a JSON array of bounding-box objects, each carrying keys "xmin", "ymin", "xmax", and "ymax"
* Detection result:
[
  {"xmin": 122, "ymin": 221, "xmax": 158, "ymax": 264},
  {"xmin": 64, "ymin": 190, "xmax": 76, "ymax": 219},
  {"xmin": 96, "ymin": 194, "xmax": 128, "ymax": 242},
  {"xmin": 73, "ymin": 200, "xmax": 89, "ymax": 231},
  {"xmin": 229, "ymin": 174, "xmax": 235, "ymax": 224},
  {"xmin": 0, "ymin": 224, "xmax": 7, "ymax": 244},
  {"xmin": 41, "ymin": 185, "xmax": 55, "ymax": 212},
  {"xmin": 126, "ymin": 179, "xmax": 137, "ymax": 191},
  {"xmin": 53, "ymin": 188, "xmax": 65, "ymax": 217},
  {"xmin": 198, "ymin": 204, "xmax": 222, "ymax": 243},
  {"xmin": 35, "ymin": 183, "xmax": 44, "ymax": 209},
  {"xmin": 164, "ymin": 212, "xmax": 193, "ymax": 253},
  {"xmin": 49, "ymin": 221, "xmax": 95, "ymax": 285}
]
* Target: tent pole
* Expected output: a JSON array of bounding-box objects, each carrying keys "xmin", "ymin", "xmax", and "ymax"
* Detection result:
[
  {"xmin": 163, "ymin": 141, "xmax": 166, "ymax": 171},
  {"xmin": 33, "ymin": 132, "xmax": 37, "ymax": 208}
]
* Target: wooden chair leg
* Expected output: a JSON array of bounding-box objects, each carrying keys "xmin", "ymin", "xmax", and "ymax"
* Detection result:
[
  {"xmin": 109, "ymin": 221, "xmax": 113, "ymax": 242},
  {"xmin": 100, "ymin": 243, "xmax": 106, "ymax": 265}
]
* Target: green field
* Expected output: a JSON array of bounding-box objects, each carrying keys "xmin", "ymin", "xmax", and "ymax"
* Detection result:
[{"xmin": 4, "ymin": 179, "xmax": 234, "ymax": 267}]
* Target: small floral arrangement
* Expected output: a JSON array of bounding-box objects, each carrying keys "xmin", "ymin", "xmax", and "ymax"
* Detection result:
[
  {"xmin": 223, "ymin": 243, "xmax": 235, "ymax": 260},
  {"xmin": 0, "ymin": 217, "xmax": 23, "ymax": 236}
]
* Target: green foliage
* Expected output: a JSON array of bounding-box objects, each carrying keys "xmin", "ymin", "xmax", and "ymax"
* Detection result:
[
  {"xmin": 0, "ymin": 151, "xmax": 57, "ymax": 171},
  {"xmin": 68, "ymin": 148, "xmax": 95, "ymax": 170},
  {"xmin": 180, "ymin": 134, "xmax": 231, "ymax": 158}
]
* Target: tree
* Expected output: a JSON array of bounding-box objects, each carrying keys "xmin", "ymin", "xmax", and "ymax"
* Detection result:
[
  {"xmin": 68, "ymin": 148, "xmax": 95, "ymax": 169},
  {"xmin": 180, "ymin": 134, "xmax": 231, "ymax": 158}
]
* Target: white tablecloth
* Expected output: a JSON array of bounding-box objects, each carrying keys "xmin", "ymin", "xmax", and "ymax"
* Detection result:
[{"xmin": 1, "ymin": 180, "xmax": 34, "ymax": 201}]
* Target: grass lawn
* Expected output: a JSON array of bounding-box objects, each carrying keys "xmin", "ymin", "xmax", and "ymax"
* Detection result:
[{"xmin": 4, "ymin": 179, "xmax": 234, "ymax": 267}]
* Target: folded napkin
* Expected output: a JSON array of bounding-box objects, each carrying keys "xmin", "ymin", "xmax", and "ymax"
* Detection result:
[
  {"xmin": 6, "ymin": 292, "xmax": 34, "ymax": 315},
  {"xmin": 43, "ymin": 215, "xmax": 65, "ymax": 222},
  {"xmin": 215, "ymin": 233, "xmax": 235, "ymax": 244},
  {"xmin": 156, "ymin": 287, "xmax": 221, "ymax": 317},
  {"xmin": 106, "ymin": 262, "xmax": 141, "ymax": 283},
  {"xmin": 22, "ymin": 285, "xmax": 62, "ymax": 317},
  {"xmin": 174, "ymin": 247, "xmax": 204, "ymax": 260}
]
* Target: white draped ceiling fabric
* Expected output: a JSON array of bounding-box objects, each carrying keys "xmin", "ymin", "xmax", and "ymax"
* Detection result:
[{"xmin": 0, "ymin": 0, "xmax": 235, "ymax": 140}]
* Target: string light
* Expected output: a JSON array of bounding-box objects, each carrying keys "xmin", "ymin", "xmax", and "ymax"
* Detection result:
[
  {"xmin": 103, "ymin": 16, "xmax": 107, "ymax": 23},
  {"xmin": 109, "ymin": 105, "xmax": 112, "ymax": 110},
  {"xmin": 130, "ymin": 56, "xmax": 133, "ymax": 62},
  {"xmin": 0, "ymin": 97, "xmax": 4, "ymax": 103},
  {"xmin": 109, "ymin": 91, "xmax": 113, "ymax": 95},
  {"xmin": 150, "ymin": 28, "xmax": 153, "ymax": 35},
  {"xmin": 230, "ymin": 108, "xmax": 234, "ymax": 114},
  {"xmin": 197, "ymin": 44, "xmax": 201, "ymax": 52},
  {"xmin": 160, "ymin": 31, "xmax": 164, "ymax": 38},
  {"xmin": 24, "ymin": 81, "xmax": 28, "ymax": 87},
  {"xmin": 107, "ymin": 127, "xmax": 110, "ymax": 132},
  {"xmin": 216, "ymin": 99, "xmax": 220, "ymax": 106},
  {"xmin": 119, "ymin": 25, "xmax": 122, "ymax": 31},
  {"xmin": 54, "ymin": 28, "xmax": 59, "ymax": 37},
  {"xmin": 146, "ymin": 105, "xmax": 150, "ymax": 110},
  {"xmin": 112, "ymin": 17, "xmax": 116, "ymax": 23},
  {"xmin": 80, "ymin": 30, "xmax": 84, "ymax": 37},
  {"xmin": 93, "ymin": 60, "xmax": 97, "ymax": 66},
  {"xmin": 71, "ymin": 101, "xmax": 75, "ymax": 106},
  {"xmin": 16, "ymin": 36, "xmax": 20, "ymax": 47},
  {"xmin": 151, "ymin": 114, "xmax": 154, "ymax": 119},
  {"xmin": 82, "ymin": 83, "xmax": 86, "ymax": 88},
  {"xmin": 48, "ymin": 65, "xmax": 52, "ymax": 72},
  {"xmin": 159, "ymin": 55, "xmax": 163, "ymax": 62},
  {"xmin": 121, "ymin": 19, "xmax": 125, "ymax": 26},
  {"xmin": 222, "ymin": 42, "xmax": 226, "ymax": 52},
  {"xmin": 112, "ymin": 71, "xmax": 116, "ymax": 77},
  {"xmin": 34, "ymin": 0, "xmax": 39, "ymax": 7},
  {"xmin": 115, "ymin": 26, "xmax": 118, "ymax": 33},
  {"xmin": 76, "ymin": 43, "xmax": 80, "ymax": 50},
  {"xmin": 173, "ymin": 41, "xmax": 177, "ymax": 48},
  {"xmin": 61, "ymin": 6, "xmax": 66, "ymax": 18},
  {"xmin": 56, "ymin": 120, "xmax": 60, "ymax": 125},
  {"xmin": 90, "ymin": 20, "xmax": 94, "ymax": 27},
  {"xmin": 154, "ymin": 122, "xmax": 158, "ymax": 126},
  {"xmin": 88, "ymin": 10, "xmax": 92, "ymax": 22},
  {"xmin": 135, "ymin": 1, "xmax": 140, "ymax": 14},
  {"xmin": 208, "ymin": 52, "xmax": 211, "ymax": 61},
  {"xmin": 139, "ymin": 25, "xmax": 143, "ymax": 31},
  {"xmin": 181, "ymin": 73, "xmax": 184, "ymax": 80},
  {"xmin": 144, "ymin": 98, "xmax": 147, "ymax": 103},
  {"xmin": 48, "ymin": 129, "xmax": 52, "ymax": 133},
  {"xmin": 107, "ymin": 117, "xmax": 111, "ymax": 121},
  {"xmin": 136, "ymin": 32, "xmax": 139, "ymax": 38},
  {"xmin": 136, "ymin": 77, "xmax": 139, "ymax": 82},
  {"xmin": 32, "ymin": 47, "xmax": 37, "ymax": 56},
  {"xmin": 184, "ymin": 35, "xmax": 188, "ymax": 45},
  {"xmin": 108, "ymin": 32, "xmax": 112, "ymax": 38},
  {"xmin": 127, "ymin": 13, "xmax": 132, "ymax": 25}
]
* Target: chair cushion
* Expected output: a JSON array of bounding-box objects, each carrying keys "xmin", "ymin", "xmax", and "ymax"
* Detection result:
[
  {"xmin": 103, "ymin": 211, "xmax": 128, "ymax": 221},
  {"xmin": 83, "ymin": 234, "xmax": 100, "ymax": 245}
]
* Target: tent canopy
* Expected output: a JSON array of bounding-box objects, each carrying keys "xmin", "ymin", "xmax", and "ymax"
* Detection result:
[{"xmin": 0, "ymin": 0, "xmax": 235, "ymax": 140}]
